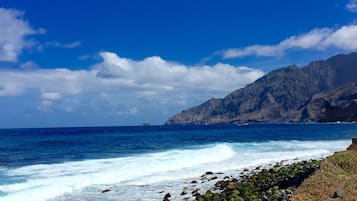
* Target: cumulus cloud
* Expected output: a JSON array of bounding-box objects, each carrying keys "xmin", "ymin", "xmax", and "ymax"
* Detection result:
[
  {"xmin": 221, "ymin": 25, "xmax": 357, "ymax": 58},
  {"xmin": 0, "ymin": 8, "xmax": 39, "ymax": 62},
  {"xmin": 0, "ymin": 52, "xmax": 264, "ymax": 113},
  {"xmin": 347, "ymin": 0, "xmax": 357, "ymax": 13},
  {"xmin": 94, "ymin": 52, "xmax": 264, "ymax": 92}
]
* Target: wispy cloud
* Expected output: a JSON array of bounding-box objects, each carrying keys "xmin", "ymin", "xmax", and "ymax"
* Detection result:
[
  {"xmin": 0, "ymin": 7, "xmax": 81, "ymax": 62},
  {"xmin": 44, "ymin": 40, "xmax": 81, "ymax": 48},
  {"xmin": 78, "ymin": 54, "xmax": 91, "ymax": 60},
  {"xmin": 347, "ymin": 0, "xmax": 357, "ymax": 13},
  {"xmin": 221, "ymin": 25, "xmax": 357, "ymax": 59},
  {"xmin": 20, "ymin": 61, "xmax": 39, "ymax": 69},
  {"xmin": 0, "ymin": 8, "xmax": 41, "ymax": 62}
]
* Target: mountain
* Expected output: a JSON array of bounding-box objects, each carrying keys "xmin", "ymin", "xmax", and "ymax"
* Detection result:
[
  {"xmin": 166, "ymin": 53, "xmax": 357, "ymax": 124},
  {"xmin": 298, "ymin": 83, "xmax": 357, "ymax": 122}
]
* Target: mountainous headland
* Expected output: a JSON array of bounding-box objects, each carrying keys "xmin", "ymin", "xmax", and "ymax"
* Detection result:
[{"xmin": 166, "ymin": 53, "xmax": 357, "ymax": 125}]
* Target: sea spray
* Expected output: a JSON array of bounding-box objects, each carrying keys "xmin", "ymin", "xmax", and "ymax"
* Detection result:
[{"xmin": 0, "ymin": 140, "xmax": 351, "ymax": 201}]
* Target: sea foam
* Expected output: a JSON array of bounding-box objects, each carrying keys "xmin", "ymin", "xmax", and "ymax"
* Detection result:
[{"xmin": 0, "ymin": 140, "xmax": 351, "ymax": 201}]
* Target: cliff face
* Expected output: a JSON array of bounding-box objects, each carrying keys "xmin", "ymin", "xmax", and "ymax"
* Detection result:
[
  {"xmin": 166, "ymin": 53, "xmax": 357, "ymax": 125},
  {"xmin": 299, "ymin": 84, "xmax": 357, "ymax": 122}
]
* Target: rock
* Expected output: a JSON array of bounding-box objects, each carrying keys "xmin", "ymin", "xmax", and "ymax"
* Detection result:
[
  {"xmin": 205, "ymin": 171, "xmax": 214, "ymax": 175},
  {"xmin": 101, "ymin": 189, "xmax": 111, "ymax": 193},
  {"xmin": 216, "ymin": 172, "xmax": 224, "ymax": 174},
  {"xmin": 209, "ymin": 176, "xmax": 218, "ymax": 181},
  {"xmin": 181, "ymin": 187, "xmax": 189, "ymax": 195},
  {"xmin": 188, "ymin": 159, "xmax": 321, "ymax": 201},
  {"xmin": 226, "ymin": 181, "xmax": 236, "ymax": 191},
  {"xmin": 191, "ymin": 180, "xmax": 198, "ymax": 184},
  {"xmin": 194, "ymin": 193, "xmax": 205, "ymax": 201},
  {"xmin": 215, "ymin": 180, "xmax": 225, "ymax": 188},
  {"xmin": 332, "ymin": 188, "xmax": 344, "ymax": 198},
  {"xmin": 243, "ymin": 168, "xmax": 249, "ymax": 172},
  {"xmin": 163, "ymin": 193, "xmax": 171, "ymax": 201},
  {"xmin": 192, "ymin": 188, "xmax": 200, "ymax": 195}
]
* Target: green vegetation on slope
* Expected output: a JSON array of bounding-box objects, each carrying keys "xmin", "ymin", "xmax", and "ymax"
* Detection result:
[{"xmin": 193, "ymin": 160, "xmax": 321, "ymax": 201}]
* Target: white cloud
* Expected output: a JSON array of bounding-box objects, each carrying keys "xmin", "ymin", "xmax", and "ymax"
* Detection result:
[
  {"xmin": 221, "ymin": 25, "xmax": 357, "ymax": 58},
  {"xmin": 128, "ymin": 107, "xmax": 138, "ymax": 114},
  {"xmin": 347, "ymin": 0, "xmax": 357, "ymax": 13},
  {"xmin": 320, "ymin": 25, "xmax": 357, "ymax": 49},
  {"xmin": 0, "ymin": 52, "xmax": 264, "ymax": 112},
  {"xmin": 0, "ymin": 8, "xmax": 39, "ymax": 62},
  {"xmin": 41, "ymin": 92, "xmax": 61, "ymax": 101},
  {"xmin": 94, "ymin": 52, "xmax": 264, "ymax": 93},
  {"xmin": 45, "ymin": 40, "xmax": 81, "ymax": 48},
  {"xmin": 20, "ymin": 61, "xmax": 39, "ymax": 69},
  {"xmin": 39, "ymin": 92, "xmax": 62, "ymax": 110}
]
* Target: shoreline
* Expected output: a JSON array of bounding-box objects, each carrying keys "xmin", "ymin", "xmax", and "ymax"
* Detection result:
[
  {"xmin": 162, "ymin": 159, "xmax": 322, "ymax": 201},
  {"xmin": 163, "ymin": 139, "xmax": 357, "ymax": 201}
]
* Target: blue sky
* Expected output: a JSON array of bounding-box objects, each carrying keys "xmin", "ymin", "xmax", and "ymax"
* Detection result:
[{"xmin": 0, "ymin": 0, "xmax": 357, "ymax": 128}]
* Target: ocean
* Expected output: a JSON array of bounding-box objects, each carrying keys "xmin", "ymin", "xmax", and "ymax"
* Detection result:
[{"xmin": 0, "ymin": 123, "xmax": 356, "ymax": 201}]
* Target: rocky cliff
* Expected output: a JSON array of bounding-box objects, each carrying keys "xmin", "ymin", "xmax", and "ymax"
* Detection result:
[{"xmin": 166, "ymin": 53, "xmax": 357, "ymax": 124}]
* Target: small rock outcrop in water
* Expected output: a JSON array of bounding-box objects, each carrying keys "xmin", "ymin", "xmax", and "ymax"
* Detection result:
[
  {"xmin": 166, "ymin": 53, "xmax": 357, "ymax": 124},
  {"xmin": 192, "ymin": 160, "xmax": 320, "ymax": 201},
  {"xmin": 163, "ymin": 193, "xmax": 171, "ymax": 201},
  {"xmin": 101, "ymin": 189, "xmax": 111, "ymax": 193}
]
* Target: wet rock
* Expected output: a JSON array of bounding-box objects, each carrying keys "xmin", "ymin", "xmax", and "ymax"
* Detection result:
[
  {"xmin": 243, "ymin": 168, "xmax": 249, "ymax": 172},
  {"xmin": 332, "ymin": 188, "xmax": 344, "ymax": 198},
  {"xmin": 195, "ymin": 159, "xmax": 321, "ymax": 201},
  {"xmin": 194, "ymin": 193, "xmax": 205, "ymax": 201},
  {"xmin": 101, "ymin": 189, "xmax": 111, "ymax": 193},
  {"xmin": 209, "ymin": 176, "xmax": 218, "ymax": 181},
  {"xmin": 163, "ymin": 193, "xmax": 171, "ymax": 201},
  {"xmin": 192, "ymin": 188, "xmax": 200, "ymax": 195},
  {"xmin": 181, "ymin": 187, "xmax": 189, "ymax": 195},
  {"xmin": 205, "ymin": 171, "xmax": 214, "ymax": 175},
  {"xmin": 191, "ymin": 180, "xmax": 198, "ymax": 184},
  {"xmin": 215, "ymin": 180, "xmax": 224, "ymax": 188}
]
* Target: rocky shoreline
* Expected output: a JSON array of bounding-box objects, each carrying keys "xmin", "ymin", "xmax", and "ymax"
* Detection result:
[{"xmin": 163, "ymin": 159, "xmax": 321, "ymax": 201}]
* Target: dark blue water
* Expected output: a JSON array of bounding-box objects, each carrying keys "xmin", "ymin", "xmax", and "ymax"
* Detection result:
[{"xmin": 1, "ymin": 123, "xmax": 357, "ymax": 168}]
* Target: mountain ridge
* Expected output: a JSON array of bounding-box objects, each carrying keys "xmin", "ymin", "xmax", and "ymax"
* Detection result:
[{"xmin": 166, "ymin": 53, "xmax": 357, "ymax": 125}]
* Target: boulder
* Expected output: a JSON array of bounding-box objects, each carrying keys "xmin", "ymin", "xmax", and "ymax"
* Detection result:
[
  {"xmin": 163, "ymin": 193, "xmax": 171, "ymax": 201},
  {"xmin": 332, "ymin": 188, "xmax": 344, "ymax": 198},
  {"xmin": 101, "ymin": 189, "xmax": 111, "ymax": 193}
]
